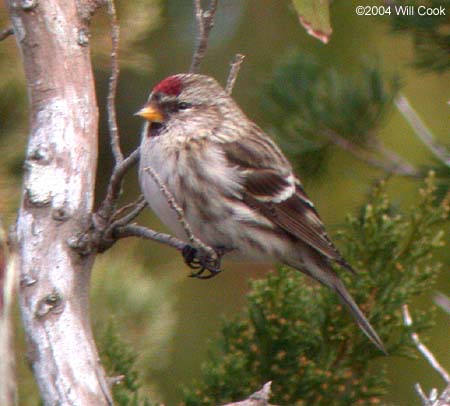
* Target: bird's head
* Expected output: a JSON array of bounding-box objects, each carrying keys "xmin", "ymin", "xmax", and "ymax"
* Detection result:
[
  {"xmin": 136, "ymin": 74, "xmax": 228, "ymax": 125},
  {"xmin": 135, "ymin": 74, "xmax": 242, "ymax": 139}
]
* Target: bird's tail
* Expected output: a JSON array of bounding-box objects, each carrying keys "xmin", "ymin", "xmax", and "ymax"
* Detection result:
[
  {"xmin": 331, "ymin": 277, "xmax": 386, "ymax": 353},
  {"xmin": 286, "ymin": 256, "xmax": 386, "ymax": 353}
]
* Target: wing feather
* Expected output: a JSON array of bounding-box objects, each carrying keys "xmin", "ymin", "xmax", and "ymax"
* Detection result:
[
  {"xmin": 243, "ymin": 184, "xmax": 342, "ymax": 261},
  {"xmin": 220, "ymin": 137, "xmax": 352, "ymax": 267}
]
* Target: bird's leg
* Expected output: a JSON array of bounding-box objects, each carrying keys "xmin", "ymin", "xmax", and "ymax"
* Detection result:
[{"xmin": 182, "ymin": 245, "xmax": 229, "ymax": 279}]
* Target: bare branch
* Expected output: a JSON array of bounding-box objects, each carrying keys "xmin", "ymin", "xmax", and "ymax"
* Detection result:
[
  {"xmin": 104, "ymin": 196, "xmax": 147, "ymax": 239},
  {"xmin": 93, "ymin": 195, "xmax": 147, "ymax": 254},
  {"xmin": 415, "ymin": 383, "xmax": 432, "ymax": 406},
  {"xmin": 403, "ymin": 304, "xmax": 450, "ymax": 406},
  {"xmin": 114, "ymin": 224, "xmax": 186, "ymax": 252},
  {"xmin": 436, "ymin": 386, "xmax": 450, "ymax": 406},
  {"xmin": 106, "ymin": 0, "xmax": 123, "ymax": 164},
  {"xmin": 225, "ymin": 53, "xmax": 245, "ymax": 95},
  {"xmin": 396, "ymin": 94, "xmax": 450, "ymax": 168},
  {"xmin": 89, "ymin": 148, "xmax": 140, "ymax": 253},
  {"xmin": 402, "ymin": 304, "xmax": 450, "ymax": 384},
  {"xmin": 190, "ymin": 0, "xmax": 218, "ymax": 73},
  {"xmin": 0, "ymin": 26, "xmax": 13, "ymax": 42},
  {"xmin": 92, "ymin": 196, "xmax": 146, "ymax": 253},
  {"xmin": 320, "ymin": 127, "xmax": 420, "ymax": 177},
  {"xmin": 144, "ymin": 166, "xmax": 216, "ymax": 258},
  {"xmin": 109, "ymin": 195, "xmax": 146, "ymax": 224},
  {"xmin": 372, "ymin": 140, "xmax": 421, "ymax": 177},
  {"xmin": 221, "ymin": 382, "xmax": 277, "ymax": 406},
  {"xmin": 96, "ymin": 148, "xmax": 140, "ymax": 223},
  {"xmin": 434, "ymin": 293, "xmax": 450, "ymax": 316}
]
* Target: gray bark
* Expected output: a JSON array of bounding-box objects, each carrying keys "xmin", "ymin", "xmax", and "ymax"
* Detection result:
[{"xmin": 6, "ymin": 0, "xmax": 111, "ymax": 404}]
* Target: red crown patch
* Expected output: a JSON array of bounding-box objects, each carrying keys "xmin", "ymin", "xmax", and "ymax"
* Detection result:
[{"xmin": 153, "ymin": 75, "xmax": 183, "ymax": 96}]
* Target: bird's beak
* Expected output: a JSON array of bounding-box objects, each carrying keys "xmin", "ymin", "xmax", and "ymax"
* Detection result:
[{"xmin": 134, "ymin": 103, "xmax": 164, "ymax": 123}]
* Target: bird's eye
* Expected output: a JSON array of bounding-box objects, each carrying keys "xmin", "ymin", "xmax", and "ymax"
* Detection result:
[{"xmin": 177, "ymin": 102, "xmax": 192, "ymax": 110}]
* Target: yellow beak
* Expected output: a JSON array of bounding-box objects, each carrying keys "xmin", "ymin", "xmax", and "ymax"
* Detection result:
[{"xmin": 135, "ymin": 104, "xmax": 164, "ymax": 123}]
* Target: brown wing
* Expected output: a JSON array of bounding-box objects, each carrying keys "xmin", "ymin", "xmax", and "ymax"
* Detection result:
[
  {"xmin": 221, "ymin": 134, "xmax": 353, "ymax": 270},
  {"xmin": 243, "ymin": 180, "xmax": 343, "ymax": 261}
]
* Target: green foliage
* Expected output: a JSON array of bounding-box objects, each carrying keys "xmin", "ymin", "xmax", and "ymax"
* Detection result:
[
  {"xmin": 182, "ymin": 173, "xmax": 448, "ymax": 406},
  {"xmin": 389, "ymin": 0, "xmax": 450, "ymax": 73},
  {"xmin": 99, "ymin": 319, "xmax": 153, "ymax": 406},
  {"xmin": 422, "ymin": 159, "xmax": 450, "ymax": 202},
  {"xmin": 263, "ymin": 53, "xmax": 400, "ymax": 177}
]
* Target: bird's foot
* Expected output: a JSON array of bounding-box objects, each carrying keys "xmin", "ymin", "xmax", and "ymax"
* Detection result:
[{"xmin": 182, "ymin": 245, "xmax": 225, "ymax": 279}]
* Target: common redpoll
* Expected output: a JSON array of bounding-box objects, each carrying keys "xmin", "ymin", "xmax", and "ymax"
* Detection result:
[{"xmin": 136, "ymin": 74, "xmax": 385, "ymax": 352}]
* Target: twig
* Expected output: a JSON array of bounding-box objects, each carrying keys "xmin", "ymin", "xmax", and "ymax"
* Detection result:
[
  {"xmin": 437, "ymin": 386, "xmax": 450, "ymax": 405},
  {"xmin": 402, "ymin": 304, "xmax": 450, "ymax": 384},
  {"xmin": 221, "ymin": 381, "xmax": 277, "ymax": 406},
  {"xmin": 97, "ymin": 196, "xmax": 146, "ymax": 252},
  {"xmin": 190, "ymin": 0, "xmax": 218, "ymax": 73},
  {"xmin": 320, "ymin": 127, "xmax": 419, "ymax": 177},
  {"xmin": 105, "ymin": 197, "xmax": 147, "ymax": 239},
  {"xmin": 0, "ymin": 26, "xmax": 13, "ymax": 42},
  {"xmin": 144, "ymin": 166, "xmax": 216, "ymax": 258},
  {"xmin": 402, "ymin": 304, "xmax": 450, "ymax": 383},
  {"xmin": 403, "ymin": 304, "xmax": 450, "ymax": 406},
  {"xmin": 96, "ymin": 148, "xmax": 140, "ymax": 222},
  {"xmin": 434, "ymin": 293, "xmax": 450, "ymax": 316},
  {"xmin": 415, "ymin": 383, "xmax": 432, "ymax": 406},
  {"xmin": 114, "ymin": 224, "xmax": 186, "ymax": 251},
  {"xmin": 373, "ymin": 140, "xmax": 420, "ymax": 177},
  {"xmin": 225, "ymin": 53, "xmax": 245, "ymax": 95},
  {"xmin": 109, "ymin": 196, "xmax": 146, "ymax": 224},
  {"xmin": 106, "ymin": 0, "xmax": 123, "ymax": 165},
  {"xmin": 396, "ymin": 94, "xmax": 450, "ymax": 168}
]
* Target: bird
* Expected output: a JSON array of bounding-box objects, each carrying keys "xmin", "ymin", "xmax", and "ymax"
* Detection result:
[{"xmin": 135, "ymin": 73, "xmax": 385, "ymax": 352}]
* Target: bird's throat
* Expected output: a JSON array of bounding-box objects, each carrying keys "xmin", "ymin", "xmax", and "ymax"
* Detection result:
[{"xmin": 147, "ymin": 122, "xmax": 164, "ymax": 137}]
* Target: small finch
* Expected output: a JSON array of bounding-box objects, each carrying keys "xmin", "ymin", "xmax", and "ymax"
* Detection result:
[{"xmin": 136, "ymin": 73, "xmax": 385, "ymax": 352}]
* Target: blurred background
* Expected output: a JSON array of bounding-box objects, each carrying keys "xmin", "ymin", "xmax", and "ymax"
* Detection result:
[{"xmin": 0, "ymin": 0, "xmax": 448, "ymax": 405}]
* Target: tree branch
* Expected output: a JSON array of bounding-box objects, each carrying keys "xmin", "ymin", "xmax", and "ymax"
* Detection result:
[
  {"xmin": 396, "ymin": 94, "xmax": 450, "ymax": 168},
  {"xmin": 109, "ymin": 195, "xmax": 147, "ymax": 225},
  {"xmin": 113, "ymin": 224, "xmax": 187, "ymax": 251},
  {"xmin": 372, "ymin": 139, "xmax": 421, "ymax": 177},
  {"xmin": 95, "ymin": 148, "xmax": 140, "ymax": 224},
  {"xmin": 403, "ymin": 305, "xmax": 450, "ymax": 383},
  {"xmin": 190, "ymin": 0, "xmax": 218, "ymax": 73},
  {"xmin": 7, "ymin": 0, "xmax": 112, "ymax": 403},
  {"xmin": 320, "ymin": 127, "xmax": 420, "ymax": 177},
  {"xmin": 106, "ymin": 0, "xmax": 123, "ymax": 165},
  {"xmin": 88, "ymin": 148, "xmax": 139, "ymax": 253},
  {"xmin": 0, "ymin": 26, "xmax": 14, "ymax": 42},
  {"xmin": 225, "ymin": 53, "xmax": 245, "ymax": 95},
  {"xmin": 402, "ymin": 304, "xmax": 450, "ymax": 406},
  {"xmin": 102, "ymin": 196, "xmax": 147, "ymax": 242},
  {"xmin": 434, "ymin": 293, "xmax": 450, "ymax": 316},
  {"xmin": 221, "ymin": 382, "xmax": 277, "ymax": 406}
]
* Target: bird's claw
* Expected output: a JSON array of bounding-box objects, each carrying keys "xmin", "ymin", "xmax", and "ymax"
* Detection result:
[{"xmin": 182, "ymin": 245, "xmax": 223, "ymax": 279}]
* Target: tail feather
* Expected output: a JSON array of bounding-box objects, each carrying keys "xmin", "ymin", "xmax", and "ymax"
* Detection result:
[
  {"xmin": 332, "ymin": 279, "xmax": 386, "ymax": 354},
  {"xmin": 286, "ymin": 254, "xmax": 386, "ymax": 353}
]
